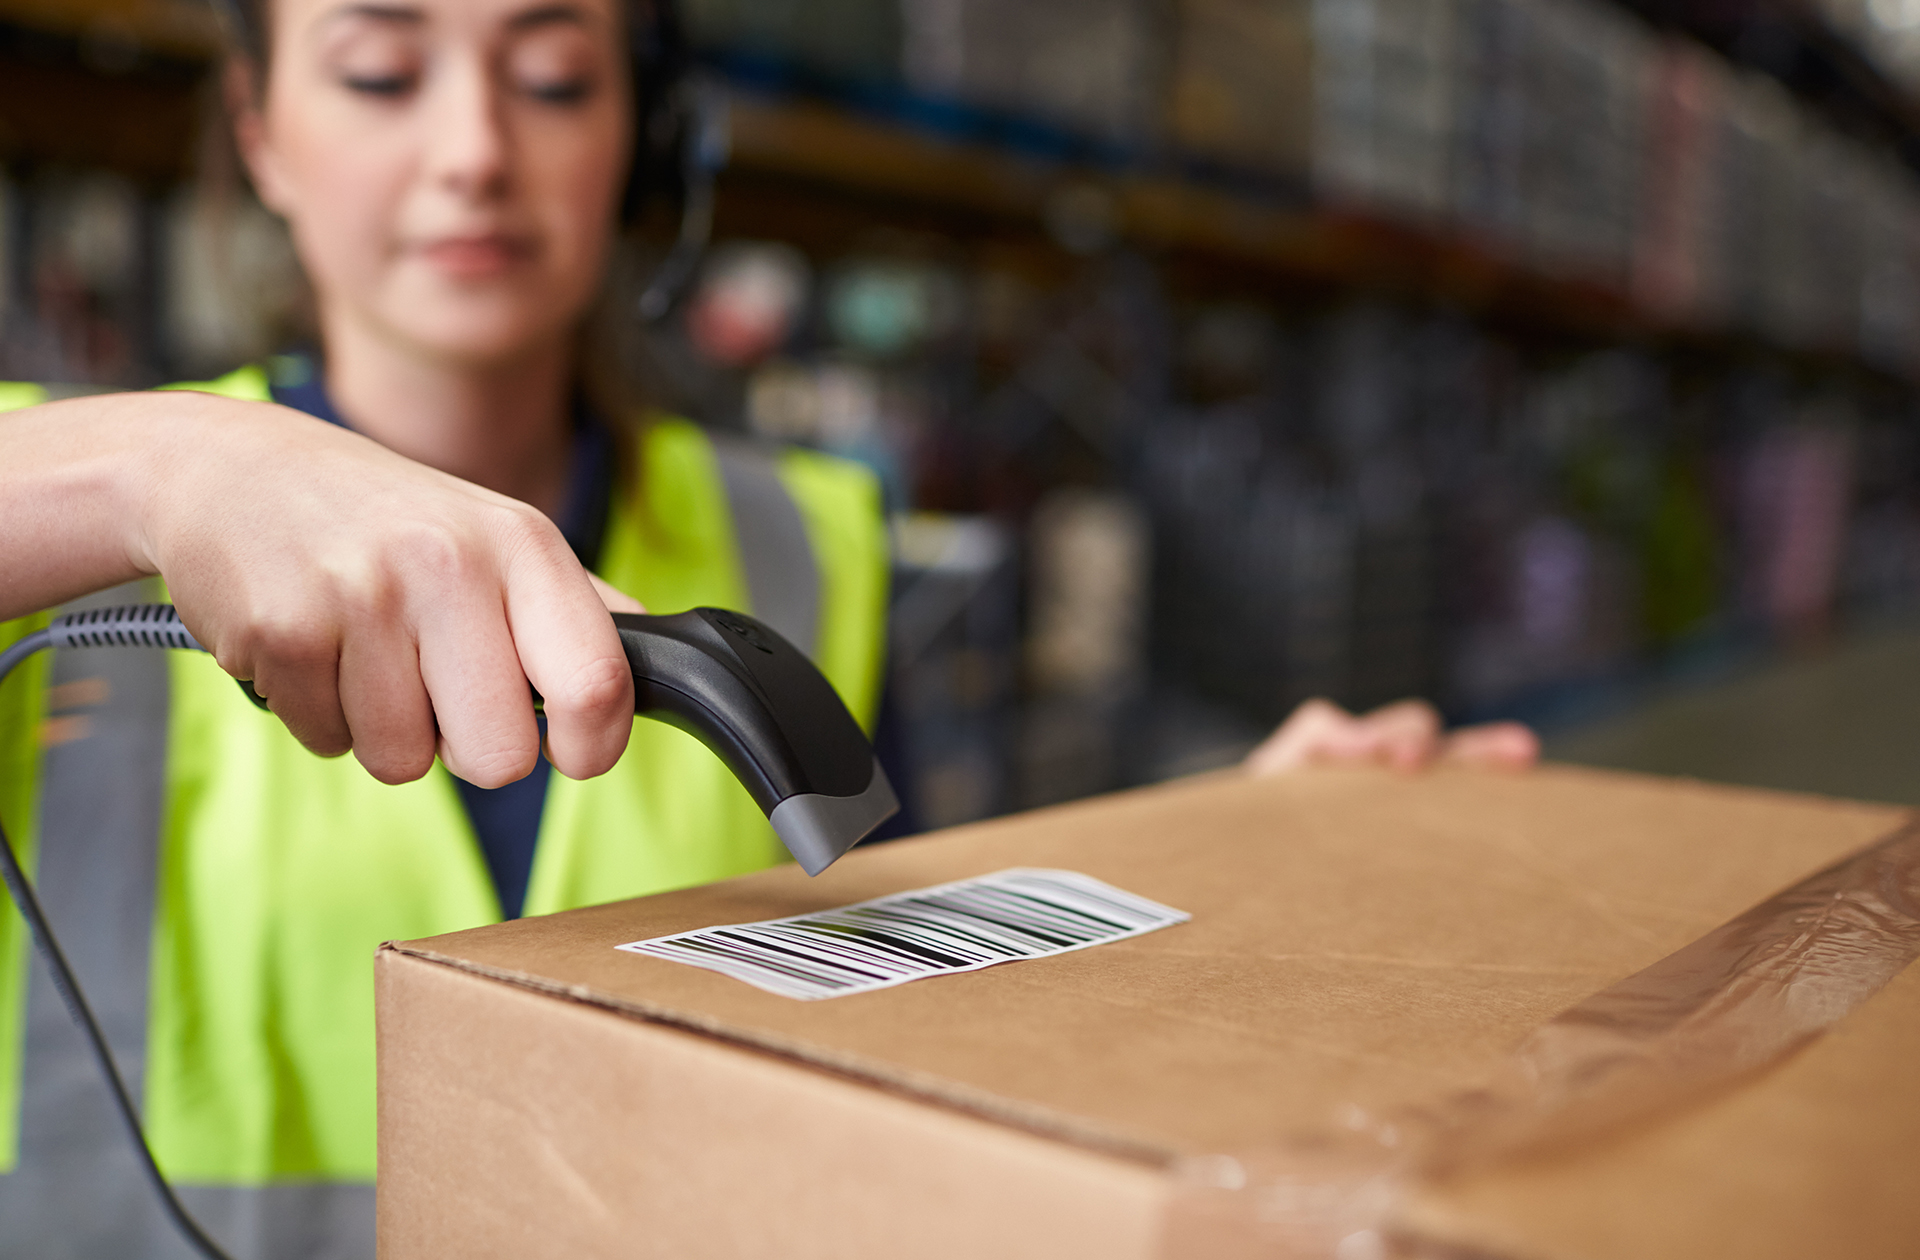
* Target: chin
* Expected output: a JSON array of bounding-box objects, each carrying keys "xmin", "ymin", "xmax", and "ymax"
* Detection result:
[{"xmin": 383, "ymin": 294, "xmax": 578, "ymax": 367}]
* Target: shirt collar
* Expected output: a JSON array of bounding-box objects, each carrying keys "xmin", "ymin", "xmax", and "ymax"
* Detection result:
[{"xmin": 267, "ymin": 351, "xmax": 615, "ymax": 572}]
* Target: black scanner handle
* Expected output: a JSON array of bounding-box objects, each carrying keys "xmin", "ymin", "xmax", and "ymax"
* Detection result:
[
  {"xmin": 611, "ymin": 608, "xmax": 897, "ymax": 874},
  {"xmin": 611, "ymin": 607, "xmax": 864, "ymax": 793}
]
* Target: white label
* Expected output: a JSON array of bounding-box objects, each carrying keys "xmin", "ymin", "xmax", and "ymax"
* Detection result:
[{"xmin": 616, "ymin": 869, "xmax": 1190, "ymax": 1001}]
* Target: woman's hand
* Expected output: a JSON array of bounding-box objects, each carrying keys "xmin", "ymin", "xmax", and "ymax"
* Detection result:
[
  {"xmin": 1245, "ymin": 697, "xmax": 1539, "ymax": 777},
  {"xmin": 2, "ymin": 390, "xmax": 638, "ymax": 788}
]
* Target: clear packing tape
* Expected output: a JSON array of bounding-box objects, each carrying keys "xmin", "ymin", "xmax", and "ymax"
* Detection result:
[{"xmin": 1165, "ymin": 817, "xmax": 1920, "ymax": 1259}]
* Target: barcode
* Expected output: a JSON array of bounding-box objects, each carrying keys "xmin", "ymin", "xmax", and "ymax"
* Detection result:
[{"xmin": 616, "ymin": 869, "xmax": 1190, "ymax": 1001}]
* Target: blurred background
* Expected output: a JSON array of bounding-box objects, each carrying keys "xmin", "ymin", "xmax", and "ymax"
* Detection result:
[{"xmin": 9, "ymin": 0, "xmax": 1920, "ymax": 822}]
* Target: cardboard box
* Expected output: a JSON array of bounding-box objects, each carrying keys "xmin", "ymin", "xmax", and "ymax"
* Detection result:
[
  {"xmin": 898, "ymin": 0, "xmax": 1167, "ymax": 148},
  {"xmin": 1164, "ymin": 0, "xmax": 1313, "ymax": 180},
  {"xmin": 376, "ymin": 765, "xmax": 1920, "ymax": 1258}
]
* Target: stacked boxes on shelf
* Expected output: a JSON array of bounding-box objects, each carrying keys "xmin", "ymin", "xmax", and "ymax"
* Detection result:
[
  {"xmin": 686, "ymin": 0, "xmax": 1169, "ymax": 148},
  {"xmin": 1631, "ymin": 36, "xmax": 1730, "ymax": 326},
  {"xmin": 898, "ymin": 0, "xmax": 1167, "ymax": 148},
  {"xmin": 1162, "ymin": 0, "xmax": 1313, "ymax": 185},
  {"xmin": 1312, "ymin": 0, "xmax": 1462, "ymax": 223},
  {"xmin": 0, "ymin": 169, "xmax": 160, "ymax": 387},
  {"xmin": 681, "ymin": 0, "xmax": 1920, "ymax": 374},
  {"xmin": 887, "ymin": 513, "xmax": 1021, "ymax": 829},
  {"xmin": 1858, "ymin": 151, "xmax": 1920, "ymax": 375},
  {"xmin": 1018, "ymin": 487, "xmax": 1152, "ymax": 806},
  {"xmin": 1451, "ymin": 0, "xmax": 1652, "ymax": 283},
  {"xmin": 1140, "ymin": 301, "xmax": 1916, "ymax": 726},
  {"xmin": 1305, "ymin": 0, "xmax": 1918, "ymax": 347},
  {"xmin": 680, "ymin": 0, "xmax": 903, "ymax": 85}
]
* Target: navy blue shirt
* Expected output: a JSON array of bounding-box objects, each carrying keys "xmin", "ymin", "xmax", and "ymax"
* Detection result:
[{"xmin": 270, "ymin": 355, "xmax": 613, "ymax": 918}]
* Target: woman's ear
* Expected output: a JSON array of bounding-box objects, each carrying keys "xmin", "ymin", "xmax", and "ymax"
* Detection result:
[{"xmin": 226, "ymin": 57, "xmax": 294, "ymax": 214}]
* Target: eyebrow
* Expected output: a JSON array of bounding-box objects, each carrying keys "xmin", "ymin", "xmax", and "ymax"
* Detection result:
[
  {"xmin": 317, "ymin": 2, "xmax": 597, "ymax": 39},
  {"xmin": 506, "ymin": 3, "xmax": 595, "ymax": 32},
  {"xmin": 324, "ymin": 3, "xmax": 425, "ymax": 26}
]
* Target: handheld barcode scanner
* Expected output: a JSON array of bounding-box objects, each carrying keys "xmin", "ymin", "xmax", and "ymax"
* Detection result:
[{"xmin": 26, "ymin": 603, "xmax": 898, "ymax": 875}]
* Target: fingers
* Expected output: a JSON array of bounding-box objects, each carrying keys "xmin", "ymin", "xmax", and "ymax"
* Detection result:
[
  {"xmin": 1441, "ymin": 721, "xmax": 1540, "ymax": 770},
  {"xmin": 234, "ymin": 618, "xmax": 352, "ymax": 759},
  {"xmin": 338, "ymin": 614, "xmax": 439, "ymax": 785},
  {"xmin": 502, "ymin": 530, "xmax": 634, "ymax": 781},
  {"xmin": 418, "ymin": 615, "xmax": 542, "ymax": 788},
  {"xmin": 348, "ymin": 505, "xmax": 632, "ymax": 788},
  {"xmin": 409, "ymin": 543, "xmax": 547, "ymax": 787},
  {"xmin": 1245, "ymin": 698, "xmax": 1371, "ymax": 775},
  {"xmin": 1245, "ymin": 697, "xmax": 1537, "ymax": 777},
  {"xmin": 1357, "ymin": 699, "xmax": 1443, "ymax": 772},
  {"xmin": 225, "ymin": 514, "xmax": 627, "ymax": 788},
  {"xmin": 1244, "ymin": 697, "xmax": 1441, "ymax": 775},
  {"xmin": 147, "ymin": 404, "xmax": 643, "ymax": 787}
]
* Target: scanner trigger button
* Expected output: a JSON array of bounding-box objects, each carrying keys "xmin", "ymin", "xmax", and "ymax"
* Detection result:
[{"xmin": 710, "ymin": 610, "xmax": 775, "ymax": 653}]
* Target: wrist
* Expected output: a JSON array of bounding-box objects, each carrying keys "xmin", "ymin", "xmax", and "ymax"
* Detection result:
[{"xmin": 117, "ymin": 390, "xmax": 248, "ymax": 578}]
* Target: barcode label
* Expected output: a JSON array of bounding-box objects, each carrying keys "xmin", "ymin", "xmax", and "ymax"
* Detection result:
[{"xmin": 616, "ymin": 869, "xmax": 1190, "ymax": 1001}]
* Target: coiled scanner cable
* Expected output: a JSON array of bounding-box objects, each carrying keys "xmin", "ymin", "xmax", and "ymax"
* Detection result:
[{"xmin": 0, "ymin": 606, "xmax": 235, "ymax": 1260}]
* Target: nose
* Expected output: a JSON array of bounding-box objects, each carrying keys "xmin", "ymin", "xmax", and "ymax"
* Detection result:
[{"xmin": 423, "ymin": 51, "xmax": 511, "ymax": 202}]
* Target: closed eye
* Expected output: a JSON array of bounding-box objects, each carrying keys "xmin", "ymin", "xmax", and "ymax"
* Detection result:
[
  {"xmin": 521, "ymin": 76, "xmax": 594, "ymax": 105},
  {"xmin": 343, "ymin": 72, "xmax": 417, "ymax": 97}
]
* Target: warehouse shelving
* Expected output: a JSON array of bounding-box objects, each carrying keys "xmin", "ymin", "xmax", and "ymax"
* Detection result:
[
  {"xmin": 721, "ymin": 90, "xmax": 1654, "ymax": 342},
  {"xmin": 2, "ymin": 0, "xmax": 1915, "ymax": 367}
]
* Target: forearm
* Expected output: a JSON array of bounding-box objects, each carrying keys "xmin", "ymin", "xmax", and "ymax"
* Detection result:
[{"xmin": 0, "ymin": 391, "xmax": 225, "ymax": 620}]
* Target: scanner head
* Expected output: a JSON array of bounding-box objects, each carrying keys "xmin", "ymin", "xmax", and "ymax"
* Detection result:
[{"xmin": 612, "ymin": 608, "xmax": 898, "ymax": 874}]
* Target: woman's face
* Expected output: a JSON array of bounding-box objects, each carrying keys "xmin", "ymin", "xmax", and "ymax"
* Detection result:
[{"xmin": 239, "ymin": 0, "xmax": 633, "ymax": 366}]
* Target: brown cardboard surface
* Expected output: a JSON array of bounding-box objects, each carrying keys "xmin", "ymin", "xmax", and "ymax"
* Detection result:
[
  {"xmin": 1397, "ymin": 961, "xmax": 1920, "ymax": 1260},
  {"xmin": 391, "ymin": 765, "xmax": 1900, "ymax": 1161},
  {"xmin": 376, "ymin": 952, "xmax": 1171, "ymax": 1260},
  {"xmin": 381, "ymin": 764, "xmax": 1916, "ymax": 1257}
]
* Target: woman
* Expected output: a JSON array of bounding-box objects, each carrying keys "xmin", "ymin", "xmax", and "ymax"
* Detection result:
[
  {"xmin": 0, "ymin": 0, "xmax": 1530, "ymax": 1255},
  {"xmin": 1, "ymin": 3, "xmax": 888, "ymax": 1255}
]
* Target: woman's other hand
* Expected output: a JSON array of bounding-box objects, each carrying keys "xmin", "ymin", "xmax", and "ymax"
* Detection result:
[{"xmin": 1244, "ymin": 697, "xmax": 1539, "ymax": 777}]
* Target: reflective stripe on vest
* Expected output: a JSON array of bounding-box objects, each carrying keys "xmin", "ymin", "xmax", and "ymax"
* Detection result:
[
  {"xmin": 0, "ymin": 583, "xmax": 381, "ymax": 1260},
  {"xmin": 0, "ymin": 582, "xmax": 198, "ymax": 1258},
  {"xmin": 712, "ymin": 437, "xmax": 822, "ymax": 657},
  {"xmin": 0, "ymin": 372, "xmax": 886, "ymax": 1259}
]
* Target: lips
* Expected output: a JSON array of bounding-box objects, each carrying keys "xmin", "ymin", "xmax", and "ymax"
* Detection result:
[{"xmin": 416, "ymin": 234, "xmax": 535, "ymax": 278}]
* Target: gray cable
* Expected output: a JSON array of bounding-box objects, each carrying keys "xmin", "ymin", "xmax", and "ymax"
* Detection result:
[
  {"xmin": 0, "ymin": 607, "xmax": 234, "ymax": 1260},
  {"xmin": 0, "ymin": 629, "xmax": 51, "ymax": 688}
]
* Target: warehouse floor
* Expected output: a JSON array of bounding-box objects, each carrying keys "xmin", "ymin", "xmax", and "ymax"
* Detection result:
[{"xmin": 1547, "ymin": 623, "xmax": 1920, "ymax": 807}]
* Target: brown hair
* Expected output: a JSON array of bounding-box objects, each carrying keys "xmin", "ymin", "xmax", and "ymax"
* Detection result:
[{"xmin": 210, "ymin": 0, "xmax": 269, "ymax": 67}]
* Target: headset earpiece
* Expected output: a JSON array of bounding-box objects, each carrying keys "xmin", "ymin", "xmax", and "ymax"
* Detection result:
[{"xmin": 623, "ymin": 0, "xmax": 692, "ymax": 226}]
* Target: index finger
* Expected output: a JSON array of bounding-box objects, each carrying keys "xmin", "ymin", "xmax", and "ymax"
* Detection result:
[{"xmin": 502, "ymin": 539, "xmax": 635, "ymax": 779}]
